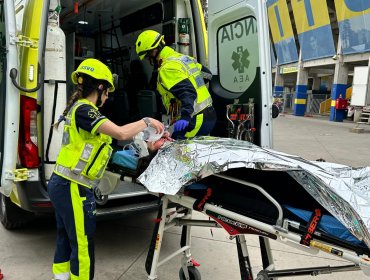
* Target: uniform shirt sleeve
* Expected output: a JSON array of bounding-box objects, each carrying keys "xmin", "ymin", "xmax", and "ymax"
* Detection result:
[
  {"xmin": 170, "ymin": 80, "xmax": 196, "ymax": 121},
  {"xmin": 75, "ymin": 104, "xmax": 108, "ymax": 135},
  {"xmin": 200, "ymin": 64, "xmax": 213, "ymax": 82}
]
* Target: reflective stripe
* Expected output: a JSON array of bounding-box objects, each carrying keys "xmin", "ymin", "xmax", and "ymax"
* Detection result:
[
  {"xmin": 195, "ymin": 74, "xmax": 205, "ymax": 88},
  {"xmin": 72, "ymin": 160, "xmax": 87, "ymax": 174},
  {"xmin": 70, "ymin": 181, "xmax": 91, "ymax": 279},
  {"xmin": 188, "ymin": 67, "xmax": 198, "ymax": 75},
  {"xmin": 167, "ymin": 55, "xmax": 196, "ymax": 73},
  {"xmin": 72, "ymin": 143, "xmax": 93, "ymax": 174},
  {"xmin": 55, "ymin": 164, "xmax": 98, "ymax": 189},
  {"xmin": 192, "ymin": 96, "xmax": 213, "ymax": 117},
  {"xmin": 185, "ymin": 113, "xmax": 204, "ymax": 138},
  {"xmin": 81, "ymin": 143, "xmax": 93, "ymax": 160},
  {"xmin": 202, "ymin": 71, "xmax": 212, "ymax": 81},
  {"xmin": 62, "ymin": 131, "xmax": 69, "ymax": 145},
  {"xmin": 53, "ymin": 261, "xmax": 70, "ymax": 280},
  {"xmin": 180, "ymin": 55, "xmax": 197, "ymax": 65}
]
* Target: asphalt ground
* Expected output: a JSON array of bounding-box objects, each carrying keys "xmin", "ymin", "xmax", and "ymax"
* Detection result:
[
  {"xmin": 272, "ymin": 113, "xmax": 370, "ymax": 167},
  {"xmin": 0, "ymin": 114, "xmax": 369, "ymax": 280}
]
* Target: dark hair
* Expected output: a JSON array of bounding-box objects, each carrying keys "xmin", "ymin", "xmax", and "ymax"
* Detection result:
[{"xmin": 53, "ymin": 74, "xmax": 109, "ymax": 129}]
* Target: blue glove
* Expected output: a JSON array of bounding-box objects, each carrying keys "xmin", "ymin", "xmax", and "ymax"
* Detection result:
[{"xmin": 174, "ymin": 119, "xmax": 189, "ymax": 132}]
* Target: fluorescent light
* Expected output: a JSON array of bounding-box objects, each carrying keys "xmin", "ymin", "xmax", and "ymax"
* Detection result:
[{"xmin": 78, "ymin": 20, "xmax": 88, "ymax": 25}]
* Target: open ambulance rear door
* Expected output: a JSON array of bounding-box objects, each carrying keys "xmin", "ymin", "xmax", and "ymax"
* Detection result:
[
  {"xmin": 1, "ymin": 0, "xmax": 50, "ymax": 229},
  {"xmin": 0, "ymin": 0, "xmax": 20, "ymax": 197},
  {"xmin": 207, "ymin": 0, "xmax": 273, "ymax": 148}
]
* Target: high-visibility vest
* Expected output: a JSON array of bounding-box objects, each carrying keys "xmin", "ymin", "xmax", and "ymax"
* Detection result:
[
  {"xmin": 54, "ymin": 99, "xmax": 112, "ymax": 188},
  {"xmin": 157, "ymin": 47, "xmax": 212, "ymax": 119}
]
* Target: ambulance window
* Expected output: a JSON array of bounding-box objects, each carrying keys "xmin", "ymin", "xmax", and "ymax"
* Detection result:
[{"xmin": 217, "ymin": 16, "xmax": 259, "ymax": 94}]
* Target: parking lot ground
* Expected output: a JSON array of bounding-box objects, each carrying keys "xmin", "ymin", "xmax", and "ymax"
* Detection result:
[
  {"xmin": 273, "ymin": 113, "xmax": 370, "ymax": 167},
  {"xmin": 0, "ymin": 114, "xmax": 369, "ymax": 279}
]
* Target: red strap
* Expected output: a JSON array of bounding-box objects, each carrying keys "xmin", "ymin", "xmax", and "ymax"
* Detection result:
[
  {"xmin": 193, "ymin": 188, "xmax": 212, "ymax": 211},
  {"xmin": 300, "ymin": 209, "xmax": 322, "ymax": 246}
]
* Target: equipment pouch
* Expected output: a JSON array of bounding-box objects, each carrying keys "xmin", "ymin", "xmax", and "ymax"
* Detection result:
[{"xmin": 82, "ymin": 142, "xmax": 113, "ymax": 180}]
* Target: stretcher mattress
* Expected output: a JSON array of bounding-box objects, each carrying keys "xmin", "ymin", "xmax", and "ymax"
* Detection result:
[{"xmin": 284, "ymin": 205, "xmax": 366, "ymax": 247}]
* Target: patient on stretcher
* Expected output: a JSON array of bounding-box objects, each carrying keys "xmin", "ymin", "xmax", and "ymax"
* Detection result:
[{"xmin": 110, "ymin": 131, "xmax": 174, "ymax": 173}]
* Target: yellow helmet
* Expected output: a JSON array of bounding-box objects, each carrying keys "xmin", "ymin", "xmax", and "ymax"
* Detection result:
[
  {"xmin": 136, "ymin": 30, "xmax": 164, "ymax": 60},
  {"xmin": 71, "ymin": 58, "xmax": 115, "ymax": 92}
]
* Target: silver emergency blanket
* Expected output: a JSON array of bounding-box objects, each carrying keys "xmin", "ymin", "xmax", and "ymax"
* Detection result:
[{"xmin": 138, "ymin": 137, "xmax": 370, "ymax": 248}]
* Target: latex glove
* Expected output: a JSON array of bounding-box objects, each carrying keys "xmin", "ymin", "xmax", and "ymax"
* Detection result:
[{"xmin": 173, "ymin": 119, "xmax": 189, "ymax": 132}]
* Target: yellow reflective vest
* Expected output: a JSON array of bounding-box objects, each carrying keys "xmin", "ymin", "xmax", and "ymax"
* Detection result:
[
  {"xmin": 54, "ymin": 99, "xmax": 112, "ymax": 188},
  {"xmin": 157, "ymin": 47, "xmax": 212, "ymax": 119}
]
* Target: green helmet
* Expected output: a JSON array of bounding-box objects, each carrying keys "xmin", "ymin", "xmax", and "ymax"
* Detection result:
[
  {"xmin": 136, "ymin": 30, "xmax": 164, "ymax": 60},
  {"xmin": 71, "ymin": 58, "xmax": 115, "ymax": 92}
]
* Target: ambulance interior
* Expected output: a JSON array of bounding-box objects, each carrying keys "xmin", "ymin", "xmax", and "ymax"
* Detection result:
[
  {"xmin": 48, "ymin": 0, "xmax": 264, "ymax": 199},
  {"xmin": 59, "ymin": 0, "xmax": 201, "ymax": 128}
]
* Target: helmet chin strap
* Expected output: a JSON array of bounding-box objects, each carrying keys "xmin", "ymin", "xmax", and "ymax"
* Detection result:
[
  {"xmin": 149, "ymin": 48, "xmax": 161, "ymax": 69},
  {"xmin": 96, "ymin": 92, "xmax": 104, "ymax": 107},
  {"xmin": 96, "ymin": 84, "xmax": 105, "ymax": 107}
]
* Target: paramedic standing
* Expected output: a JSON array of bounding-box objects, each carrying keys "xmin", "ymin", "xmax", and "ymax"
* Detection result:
[
  {"xmin": 135, "ymin": 30, "xmax": 216, "ymax": 140},
  {"xmin": 48, "ymin": 58, "xmax": 164, "ymax": 280}
]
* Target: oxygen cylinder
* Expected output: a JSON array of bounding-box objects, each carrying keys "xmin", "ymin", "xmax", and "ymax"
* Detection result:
[
  {"xmin": 43, "ymin": 3, "xmax": 67, "ymax": 179},
  {"xmin": 178, "ymin": 18, "xmax": 190, "ymax": 55}
]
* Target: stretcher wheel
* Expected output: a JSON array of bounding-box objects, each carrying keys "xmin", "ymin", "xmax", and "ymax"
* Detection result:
[
  {"xmin": 93, "ymin": 187, "xmax": 108, "ymax": 205},
  {"xmin": 179, "ymin": 266, "xmax": 201, "ymax": 280}
]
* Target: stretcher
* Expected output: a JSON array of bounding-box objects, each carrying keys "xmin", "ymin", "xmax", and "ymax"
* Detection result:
[{"xmin": 102, "ymin": 137, "xmax": 370, "ymax": 280}]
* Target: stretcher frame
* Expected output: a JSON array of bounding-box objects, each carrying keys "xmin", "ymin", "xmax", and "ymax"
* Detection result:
[{"xmin": 143, "ymin": 174, "xmax": 370, "ymax": 280}]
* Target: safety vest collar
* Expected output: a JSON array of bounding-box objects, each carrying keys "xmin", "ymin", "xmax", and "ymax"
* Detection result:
[
  {"xmin": 76, "ymin": 98, "xmax": 99, "ymax": 110},
  {"xmin": 158, "ymin": 46, "xmax": 177, "ymax": 62}
]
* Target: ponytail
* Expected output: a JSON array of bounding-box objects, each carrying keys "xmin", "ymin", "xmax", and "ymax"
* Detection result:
[{"xmin": 53, "ymin": 87, "xmax": 83, "ymax": 129}]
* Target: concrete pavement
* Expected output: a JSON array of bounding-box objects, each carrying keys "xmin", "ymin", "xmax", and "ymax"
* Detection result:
[
  {"xmin": 272, "ymin": 113, "xmax": 370, "ymax": 167},
  {"xmin": 0, "ymin": 114, "xmax": 369, "ymax": 280}
]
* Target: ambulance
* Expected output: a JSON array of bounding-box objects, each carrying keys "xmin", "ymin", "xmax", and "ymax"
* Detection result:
[{"xmin": 0, "ymin": 0, "xmax": 273, "ymax": 228}]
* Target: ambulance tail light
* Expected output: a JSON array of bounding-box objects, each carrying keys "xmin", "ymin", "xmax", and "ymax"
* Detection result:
[{"xmin": 19, "ymin": 95, "xmax": 40, "ymax": 168}]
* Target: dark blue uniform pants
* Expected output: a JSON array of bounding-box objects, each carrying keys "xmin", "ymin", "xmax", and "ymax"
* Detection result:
[{"xmin": 48, "ymin": 173, "xmax": 96, "ymax": 280}]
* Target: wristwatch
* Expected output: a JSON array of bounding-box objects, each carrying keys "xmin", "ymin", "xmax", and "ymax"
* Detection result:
[{"xmin": 142, "ymin": 117, "xmax": 151, "ymax": 127}]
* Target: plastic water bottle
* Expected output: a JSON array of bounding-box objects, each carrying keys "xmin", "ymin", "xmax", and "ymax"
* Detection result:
[{"xmin": 142, "ymin": 126, "xmax": 163, "ymax": 142}]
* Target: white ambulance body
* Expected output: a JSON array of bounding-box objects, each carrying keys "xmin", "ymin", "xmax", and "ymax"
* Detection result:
[{"xmin": 0, "ymin": 0, "xmax": 273, "ymax": 228}]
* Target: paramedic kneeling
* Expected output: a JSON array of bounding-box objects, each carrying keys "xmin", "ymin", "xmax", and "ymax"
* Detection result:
[
  {"xmin": 48, "ymin": 58, "xmax": 164, "ymax": 280},
  {"xmin": 136, "ymin": 30, "xmax": 216, "ymax": 140}
]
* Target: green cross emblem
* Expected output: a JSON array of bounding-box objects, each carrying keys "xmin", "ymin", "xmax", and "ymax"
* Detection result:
[{"xmin": 232, "ymin": 46, "xmax": 250, "ymax": 74}]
